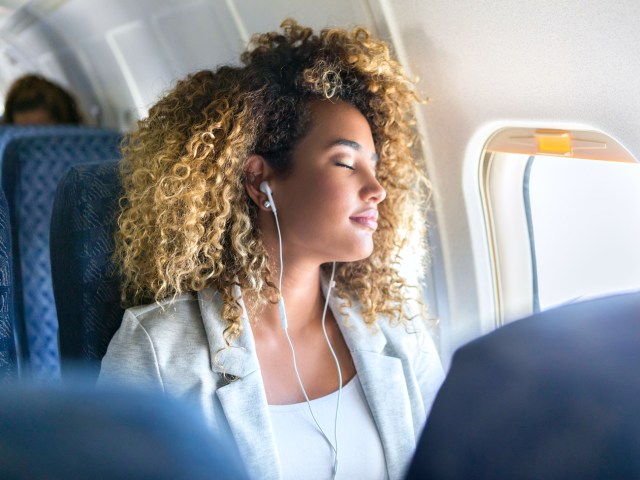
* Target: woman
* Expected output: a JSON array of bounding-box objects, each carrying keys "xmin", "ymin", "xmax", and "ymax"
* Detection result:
[
  {"xmin": 3, "ymin": 74, "xmax": 83, "ymax": 125},
  {"xmin": 99, "ymin": 19, "xmax": 444, "ymax": 480}
]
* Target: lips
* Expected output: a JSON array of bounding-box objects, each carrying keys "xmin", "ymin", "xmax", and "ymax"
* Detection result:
[{"xmin": 350, "ymin": 209, "xmax": 379, "ymax": 230}]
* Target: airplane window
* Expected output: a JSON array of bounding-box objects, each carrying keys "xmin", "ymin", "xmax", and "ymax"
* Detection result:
[{"xmin": 481, "ymin": 128, "xmax": 639, "ymax": 324}]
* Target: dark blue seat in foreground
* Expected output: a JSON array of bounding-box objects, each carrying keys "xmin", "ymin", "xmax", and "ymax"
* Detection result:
[
  {"xmin": 407, "ymin": 291, "xmax": 640, "ymax": 480},
  {"xmin": 1, "ymin": 127, "xmax": 121, "ymax": 380},
  {"xmin": 50, "ymin": 161, "xmax": 124, "ymax": 382},
  {"xmin": 0, "ymin": 384, "xmax": 249, "ymax": 479},
  {"xmin": 0, "ymin": 188, "xmax": 17, "ymax": 381}
]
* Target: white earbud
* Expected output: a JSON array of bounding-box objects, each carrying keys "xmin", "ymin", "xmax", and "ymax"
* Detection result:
[
  {"xmin": 260, "ymin": 180, "xmax": 285, "ymax": 328},
  {"xmin": 259, "ymin": 181, "xmax": 276, "ymax": 212}
]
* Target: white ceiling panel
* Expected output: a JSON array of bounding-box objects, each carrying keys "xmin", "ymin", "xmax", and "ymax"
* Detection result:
[
  {"xmin": 232, "ymin": 0, "xmax": 376, "ymax": 37},
  {"xmin": 151, "ymin": 0, "xmax": 244, "ymax": 74},
  {"xmin": 105, "ymin": 20, "xmax": 172, "ymax": 120},
  {"xmin": 79, "ymin": 33, "xmax": 137, "ymax": 129},
  {"xmin": 36, "ymin": 50, "xmax": 67, "ymax": 84}
]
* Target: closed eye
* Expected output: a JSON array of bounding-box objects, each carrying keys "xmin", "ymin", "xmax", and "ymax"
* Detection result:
[{"xmin": 335, "ymin": 161, "xmax": 355, "ymax": 171}]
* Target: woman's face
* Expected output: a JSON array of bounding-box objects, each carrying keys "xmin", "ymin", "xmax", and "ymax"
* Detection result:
[{"xmin": 267, "ymin": 100, "xmax": 386, "ymax": 265}]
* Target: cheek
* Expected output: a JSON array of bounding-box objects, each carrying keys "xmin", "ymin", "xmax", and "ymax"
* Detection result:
[
  {"xmin": 283, "ymin": 181, "xmax": 349, "ymax": 235},
  {"xmin": 292, "ymin": 175, "xmax": 344, "ymax": 210},
  {"xmin": 315, "ymin": 182, "xmax": 352, "ymax": 220}
]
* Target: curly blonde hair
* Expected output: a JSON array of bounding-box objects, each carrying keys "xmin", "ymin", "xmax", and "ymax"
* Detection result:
[{"xmin": 116, "ymin": 19, "xmax": 430, "ymax": 343}]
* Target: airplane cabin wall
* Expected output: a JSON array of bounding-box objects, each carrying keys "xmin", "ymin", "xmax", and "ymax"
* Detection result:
[{"xmin": 381, "ymin": 0, "xmax": 640, "ymax": 356}]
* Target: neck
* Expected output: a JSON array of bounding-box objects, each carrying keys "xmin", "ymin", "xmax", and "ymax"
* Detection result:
[
  {"xmin": 249, "ymin": 227, "xmax": 333, "ymax": 333},
  {"xmin": 264, "ymin": 260, "xmax": 327, "ymax": 333},
  {"xmin": 292, "ymin": 265, "xmax": 324, "ymax": 317}
]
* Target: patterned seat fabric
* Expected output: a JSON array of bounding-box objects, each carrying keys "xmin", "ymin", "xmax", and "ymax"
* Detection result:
[
  {"xmin": 1, "ymin": 127, "xmax": 121, "ymax": 380},
  {"xmin": 0, "ymin": 188, "xmax": 17, "ymax": 381},
  {"xmin": 51, "ymin": 161, "xmax": 124, "ymax": 382},
  {"xmin": 0, "ymin": 125, "xmax": 107, "ymax": 169}
]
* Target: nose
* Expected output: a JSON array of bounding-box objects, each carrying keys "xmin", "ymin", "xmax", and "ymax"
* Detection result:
[{"xmin": 363, "ymin": 173, "xmax": 386, "ymax": 204}]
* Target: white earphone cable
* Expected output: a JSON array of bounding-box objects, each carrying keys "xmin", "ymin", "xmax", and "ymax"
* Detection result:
[
  {"xmin": 321, "ymin": 262, "xmax": 341, "ymax": 478},
  {"xmin": 267, "ymin": 187, "xmax": 341, "ymax": 479}
]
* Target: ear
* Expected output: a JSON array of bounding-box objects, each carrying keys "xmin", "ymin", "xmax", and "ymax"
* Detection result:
[{"xmin": 244, "ymin": 154, "xmax": 273, "ymax": 211}]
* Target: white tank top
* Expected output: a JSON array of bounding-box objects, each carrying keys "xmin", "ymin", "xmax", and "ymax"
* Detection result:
[{"xmin": 269, "ymin": 375, "xmax": 388, "ymax": 480}]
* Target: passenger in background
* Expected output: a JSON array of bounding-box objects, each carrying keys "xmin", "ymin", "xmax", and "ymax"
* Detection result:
[
  {"xmin": 2, "ymin": 74, "xmax": 82, "ymax": 125},
  {"xmin": 100, "ymin": 19, "xmax": 443, "ymax": 480}
]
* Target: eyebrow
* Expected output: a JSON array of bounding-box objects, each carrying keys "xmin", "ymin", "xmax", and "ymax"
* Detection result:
[{"xmin": 328, "ymin": 139, "xmax": 379, "ymax": 164}]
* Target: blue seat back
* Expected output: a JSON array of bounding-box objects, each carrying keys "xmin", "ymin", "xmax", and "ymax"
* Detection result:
[
  {"xmin": 51, "ymin": 161, "xmax": 124, "ymax": 381},
  {"xmin": 1, "ymin": 127, "xmax": 121, "ymax": 380},
  {"xmin": 0, "ymin": 384, "xmax": 249, "ymax": 479},
  {"xmin": 0, "ymin": 188, "xmax": 17, "ymax": 381},
  {"xmin": 0, "ymin": 125, "xmax": 109, "ymax": 169}
]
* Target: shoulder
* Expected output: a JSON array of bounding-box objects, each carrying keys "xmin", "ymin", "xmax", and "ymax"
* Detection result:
[
  {"xmin": 99, "ymin": 291, "xmax": 213, "ymax": 391},
  {"xmin": 378, "ymin": 317, "xmax": 440, "ymax": 365},
  {"xmin": 338, "ymin": 294, "xmax": 442, "ymax": 368},
  {"xmin": 377, "ymin": 316, "xmax": 445, "ymax": 413},
  {"xmin": 117, "ymin": 291, "xmax": 216, "ymax": 369},
  {"xmin": 126, "ymin": 292, "xmax": 200, "ymax": 325},
  {"xmin": 124, "ymin": 292, "xmax": 204, "ymax": 339}
]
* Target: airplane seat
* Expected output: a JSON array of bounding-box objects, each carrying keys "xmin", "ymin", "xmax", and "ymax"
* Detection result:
[
  {"xmin": 0, "ymin": 125, "xmax": 111, "ymax": 168},
  {"xmin": 0, "ymin": 383, "xmax": 249, "ymax": 479},
  {"xmin": 50, "ymin": 160, "xmax": 124, "ymax": 382},
  {"xmin": 407, "ymin": 291, "xmax": 640, "ymax": 480},
  {"xmin": 0, "ymin": 187, "xmax": 17, "ymax": 381},
  {"xmin": 0, "ymin": 127, "xmax": 121, "ymax": 381}
]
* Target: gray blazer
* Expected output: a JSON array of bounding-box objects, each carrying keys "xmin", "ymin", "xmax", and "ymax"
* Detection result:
[{"xmin": 99, "ymin": 285, "xmax": 444, "ymax": 480}]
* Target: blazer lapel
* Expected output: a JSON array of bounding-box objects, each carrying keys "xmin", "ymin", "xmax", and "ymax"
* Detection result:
[
  {"xmin": 324, "ymin": 281, "xmax": 417, "ymax": 480},
  {"xmin": 351, "ymin": 349, "xmax": 416, "ymax": 480},
  {"xmin": 216, "ymin": 372, "xmax": 281, "ymax": 480},
  {"xmin": 199, "ymin": 287, "xmax": 281, "ymax": 480}
]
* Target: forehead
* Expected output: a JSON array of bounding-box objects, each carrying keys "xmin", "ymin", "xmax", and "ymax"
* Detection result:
[
  {"xmin": 303, "ymin": 100, "xmax": 375, "ymax": 148},
  {"xmin": 13, "ymin": 108, "xmax": 54, "ymax": 125}
]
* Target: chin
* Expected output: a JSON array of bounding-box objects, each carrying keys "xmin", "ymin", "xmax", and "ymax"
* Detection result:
[
  {"xmin": 326, "ymin": 234, "xmax": 375, "ymax": 263},
  {"xmin": 342, "ymin": 244, "xmax": 375, "ymax": 262}
]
